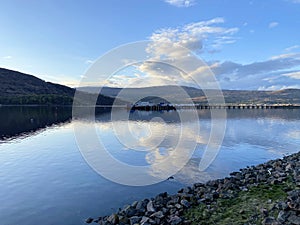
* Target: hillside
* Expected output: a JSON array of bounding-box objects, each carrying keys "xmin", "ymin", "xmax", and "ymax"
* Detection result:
[
  {"xmin": 0, "ymin": 68, "xmax": 117, "ymax": 105},
  {"xmin": 0, "ymin": 68, "xmax": 74, "ymax": 96},
  {"xmin": 2, "ymin": 67, "xmax": 299, "ymax": 106},
  {"xmin": 84, "ymin": 86, "xmax": 300, "ymax": 105}
]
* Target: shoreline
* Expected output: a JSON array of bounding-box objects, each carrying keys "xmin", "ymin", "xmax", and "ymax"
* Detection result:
[{"xmin": 86, "ymin": 151, "xmax": 300, "ymax": 225}]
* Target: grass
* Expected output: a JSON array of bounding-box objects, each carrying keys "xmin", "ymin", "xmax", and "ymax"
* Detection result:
[{"xmin": 184, "ymin": 179, "xmax": 296, "ymax": 225}]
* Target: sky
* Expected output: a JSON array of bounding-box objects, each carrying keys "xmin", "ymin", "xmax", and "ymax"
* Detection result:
[{"xmin": 0, "ymin": 0, "xmax": 300, "ymax": 90}]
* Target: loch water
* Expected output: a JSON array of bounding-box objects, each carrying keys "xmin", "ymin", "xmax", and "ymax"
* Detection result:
[{"xmin": 0, "ymin": 106, "xmax": 299, "ymax": 225}]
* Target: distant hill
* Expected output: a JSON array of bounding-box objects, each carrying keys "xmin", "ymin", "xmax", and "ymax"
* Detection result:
[
  {"xmin": 84, "ymin": 86, "xmax": 300, "ymax": 104},
  {"xmin": 2, "ymin": 67, "xmax": 299, "ymax": 105},
  {"xmin": 216, "ymin": 89, "xmax": 300, "ymax": 105},
  {"xmin": 0, "ymin": 68, "xmax": 74, "ymax": 96},
  {"xmin": 0, "ymin": 68, "xmax": 118, "ymax": 105}
]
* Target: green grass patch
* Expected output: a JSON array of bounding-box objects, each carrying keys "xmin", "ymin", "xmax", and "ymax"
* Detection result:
[{"xmin": 185, "ymin": 182, "xmax": 295, "ymax": 225}]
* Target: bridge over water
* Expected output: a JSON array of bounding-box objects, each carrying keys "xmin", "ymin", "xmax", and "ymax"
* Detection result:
[{"xmin": 176, "ymin": 103, "xmax": 300, "ymax": 109}]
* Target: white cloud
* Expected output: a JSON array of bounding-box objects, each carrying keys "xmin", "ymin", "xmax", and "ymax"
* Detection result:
[
  {"xmin": 285, "ymin": 45, "xmax": 300, "ymax": 52},
  {"xmin": 213, "ymin": 53, "xmax": 300, "ymax": 77},
  {"xmin": 136, "ymin": 18, "xmax": 238, "ymax": 87},
  {"xmin": 164, "ymin": 0, "xmax": 196, "ymax": 7},
  {"xmin": 102, "ymin": 45, "xmax": 300, "ymax": 90},
  {"xmin": 210, "ymin": 52, "xmax": 300, "ymax": 90},
  {"xmin": 270, "ymin": 53, "xmax": 300, "ymax": 60},
  {"xmin": 269, "ymin": 22, "xmax": 279, "ymax": 28},
  {"xmin": 85, "ymin": 59, "xmax": 95, "ymax": 64},
  {"xmin": 258, "ymin": 84, "xmax": 300, "ymax": 90},
  {"xmin": 100, "ymin": 18, "xmax": 238, "ymax": 88},
  {"xmin": 146, "ymin": 17, "xmax": 238, "ymax": 59},
  {"xmin": 286, "ymin": 130, "xmax": 300, "ymax": 139},
  {"xmin": 3, "ymin": 56, "xmax": 12, "ymax": 59},
  {"xmin": 282, "ymin": 71, "xmax": 300, "ymax": 79},
  {"xmin": 95, "ymin": 119, "xmax": 206, "ymax": 183},
  {"xmin": 94, "ymin": 17, "xmax": 299, "ymax": 91}
]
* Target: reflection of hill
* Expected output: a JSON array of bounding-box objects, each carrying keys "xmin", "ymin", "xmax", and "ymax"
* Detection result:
[
  {"xmin": 3, "ymin": 106, "xmax": 299, "ymax": 141},
  {"xmin": 196, "ymin": 108, "xmax": 300, "ymax": 121},
  {"xmin": 94, "ymin": 108, "xmax": 300, "ymax": 126},
  {"xmin": 0, "ymin": 106, "xmax": 72, "ymax": 140},
  {"xmin": 0, "ymin": 106, "xmax": 117, "ymax": 140},
  {"xmin": 125, "ymin": 108, "xmax": 300, "ymax": 122}
]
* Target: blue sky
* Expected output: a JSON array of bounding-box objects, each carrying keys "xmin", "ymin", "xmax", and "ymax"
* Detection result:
[{"xmin": 0, "ymin": 0, "xmax": 300, "ymax": 90}]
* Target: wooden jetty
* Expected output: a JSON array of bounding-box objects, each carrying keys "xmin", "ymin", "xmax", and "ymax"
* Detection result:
[
  {"xmin": 131, "ymin": 104, "xmax": 176, "ymax": 111},
  {"xmin": 175, "ymin": 103, "xmax": 300, "ymax": 109}
]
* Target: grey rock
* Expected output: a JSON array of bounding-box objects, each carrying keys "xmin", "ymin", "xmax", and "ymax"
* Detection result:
[
  {"xmin": 122, "ymin": 204, "xmax": 131, "ymax": 212},
  {"xmin": 150, "ymin": 210, "xmax": 164, "ymax": 219},
  {"xmin": 121, "ymin": 205, "xmax": 137, "ymax": 217},
  {"xmin": 168, "ymin": 196, "xmax": 179, "ymax": 205},
  {"xmin": 118, "ymin": 216, "xmax": 129, "ymax": 224},
  {"xmin": 260, "ymin": 208, "xmax": 269, "ymax": 217},
  {"xmin": 167, "ymin": 176, "xmax": 174, "ymax": 180},
  {"xmin": 98, "ymin": 220, "xmax": 112, "ymax": 225},
  {"xmin": 140, "ymin": 216, "xmax": 150, "ymax": 224},
  {"xmin": 170, "ymin": 208, "xmax": 177, "ymax": 215},
  {"xmin": 147, "ymin": 218, "xmax": 156, "ymax": 224},
  {"xmin": 129, "ymin": 216, "xmax": 142, "ymax": 225},
  {"xmin": 85, "ymin": 217, "xmax": 93, "ymax": 224},
  {"xmin": 162, "ymin": 207, "xmax": 168, "ymax": 214},
  {"xmin": 131, "ymin": 201, "xmax": 138, "ymax": 208},
  {"xmin": 147, "ymin": 200, "xmax": 155, "ymax": 212},
  {"xmin": 175, "ymin": 203, "xmax": 182, "ymax": 209},
  {"xmin": 277, "ymin": 201, "xmax": 288, "ymax": 210},
  {"xmin": 167, "ymin": 204, "xmax": 174, "ymax": 209},
  {"xmin": 178, "ymin": 192, "xmax": 193, "ymax": 200},
  {"xmin": 277, "ymin": 210, "xmax": 286, "ymax": 223},
  {"xmin": 288, "ymin": 214, "xmax": 300, "ymax": 225},
  {"xmin": 240, "ymin": 186, "xmax": 248, "ymax": 192},
  {"xmin": 154, "ymin": 217, "xmax": 161, "ymax": 224},
  {"xmin": 180, "ymin": 199, "xmax": 190, "ymax": 208},
  {"xmin": 286, "ymin": 163, "xmax": 292, "ymax": 171},
  {"xmin": 107, "ymin": 214, "xmax": 119, "ymax": 225},
  {"xmin": 169, "ymin": 215, "xmax": 182, "ymax": 225},
  {"xmin": 262, "ymin": 217, "xmax": 277, "ymax": 225},
  {"xmin": 182, "ymin": 187, "xmax": 192, "ymax": 194},
  {"xmin": 204, "ymin": 193, "xmax": 213, "ymax": 202},
  {"xmin": 144, "ymin": 211, "xmax": 152, "ymax": 217},
  {"xmin": 136, "ymin": 199, "xmax": 147, "ymax": 211},
  {"xmin": 127, "ymin": 208, "xmax": 138, "ymax": 217}
]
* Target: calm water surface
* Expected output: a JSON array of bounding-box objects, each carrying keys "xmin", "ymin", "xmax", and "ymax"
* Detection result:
[{"xmin": 0, "ymin": 106, "xmax": 299, "ymax": 225}]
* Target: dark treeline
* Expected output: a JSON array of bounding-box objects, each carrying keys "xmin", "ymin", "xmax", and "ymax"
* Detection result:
[{"xmin": 0, "ymin": 94, "xmax": 74, "ymax": 105}]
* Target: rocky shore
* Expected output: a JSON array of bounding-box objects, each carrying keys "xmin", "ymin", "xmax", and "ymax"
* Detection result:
[{"xmin": 86, "ymin": 152, "xmax": 300, "ymax": 225}]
